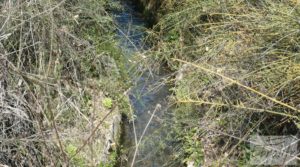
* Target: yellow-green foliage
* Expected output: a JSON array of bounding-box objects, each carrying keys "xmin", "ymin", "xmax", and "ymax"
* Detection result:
[
  {"xmin": 66, "ymin": 144, "xmax": 85, "ymax": 167},
  {"xmin": 103, "ymin": 97, "xmax": 113, "ymax": 109}
]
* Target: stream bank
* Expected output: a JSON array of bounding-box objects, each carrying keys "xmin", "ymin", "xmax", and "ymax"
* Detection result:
[
  {"xmin": 0, "ymin": 0, "xmax": 134, "ymax": 166},
  {"xmin": 120, "ymin": 0, "xmax": 300, "ymax": 166}
]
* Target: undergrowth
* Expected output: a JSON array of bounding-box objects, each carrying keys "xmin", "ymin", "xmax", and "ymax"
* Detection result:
[
  {"xmin": 0, "ymin": 0, "xmax": 129, "ymax": 166},
  {"xmin": 143, "ymin": 0, "xmax": 300, "ymax": 166}
]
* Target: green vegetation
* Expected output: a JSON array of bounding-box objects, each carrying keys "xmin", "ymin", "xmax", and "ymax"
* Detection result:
[
  {"xmin": 98, "ymin": 150, "xmax": 118, "ymax": 167},
  {"xmin": 66, "ymin": 144, "xmax": 86, "ymax": 167},
  {"xmin": 103, "ymin": 98, "xmax": 113, "ymax": 109},
  {"xmin": 141, "ymin": 0, "xmax": 300, "ymax": 166}
]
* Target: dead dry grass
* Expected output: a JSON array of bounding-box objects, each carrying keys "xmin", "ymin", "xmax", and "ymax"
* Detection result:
[{"xmin": 0, "ymin": 0, "xmax": 126, "ymax": 166}]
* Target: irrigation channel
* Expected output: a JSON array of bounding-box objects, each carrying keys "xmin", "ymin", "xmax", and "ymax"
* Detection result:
[{"xmin": 114, "ymin": 1, "xmax": 178, "ymax": 166}]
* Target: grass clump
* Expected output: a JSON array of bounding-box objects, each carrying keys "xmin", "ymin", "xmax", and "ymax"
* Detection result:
[{"xmin": 145, "ymin": 0, "xmax": 300, "ymax": 165}]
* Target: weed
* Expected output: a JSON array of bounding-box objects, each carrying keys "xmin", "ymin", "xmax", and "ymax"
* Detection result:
[{"xmin": 103, "ymin": 98, "xmax": 113, "ymax": 109}]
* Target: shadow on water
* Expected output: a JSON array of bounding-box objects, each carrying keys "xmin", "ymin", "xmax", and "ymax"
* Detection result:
[{"xmin": 113, "ymin": 1, "xmax": 179, "ymax": 167}]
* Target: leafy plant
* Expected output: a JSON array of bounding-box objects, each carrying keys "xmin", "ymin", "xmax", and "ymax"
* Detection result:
[
  {"xmin": 103, "ymin": 98, "xmax": 113, "ymax": 109},
  {"xmin": 66, "ymin": 144, "xmax": 85, "ymax": 167}
]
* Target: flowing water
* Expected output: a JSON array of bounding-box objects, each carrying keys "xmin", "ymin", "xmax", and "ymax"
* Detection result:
[{"xmin": 114, "ymin": 1, "xmax": 177, "ymax": 166}]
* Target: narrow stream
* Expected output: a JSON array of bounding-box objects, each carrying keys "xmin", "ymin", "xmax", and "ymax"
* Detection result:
[{"xmin": 114, "ymin": 1, "xmax": 177, "ymax": 166}]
